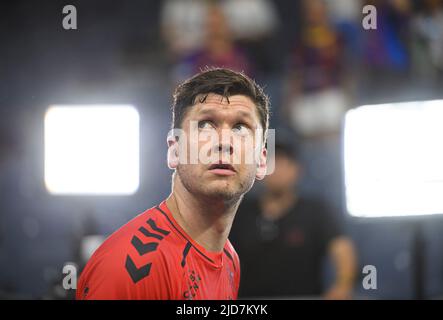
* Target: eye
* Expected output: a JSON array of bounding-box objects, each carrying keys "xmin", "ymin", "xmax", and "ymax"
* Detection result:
[
  {"xmin": 198, "ymin": 120, "xmax": 214, "ymax": 130},
  {"xmin": 232, "ymin": 123, "xmax": 250, "ymax": 135}
]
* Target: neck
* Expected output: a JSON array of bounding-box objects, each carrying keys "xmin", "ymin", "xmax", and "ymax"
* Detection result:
[
  {"xmin": 166, "ymin": 176, "xmax": 241, "ymax": 252},
  {"xmin": 261, "ymin": 188, "xmax": 298, "ymax": 220},
  {"xmin": 266, "ymin": 188, "xmax": 297, "ymax": 202}
]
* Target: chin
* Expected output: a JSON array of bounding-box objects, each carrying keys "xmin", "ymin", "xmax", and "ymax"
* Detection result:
[
  {"xmin": 204, "ymin": 180, "xmax": 252, "ymax": 201},
  {"xmin": 204, "ymin": 185, "xmax": 241, "ymax": 200}
]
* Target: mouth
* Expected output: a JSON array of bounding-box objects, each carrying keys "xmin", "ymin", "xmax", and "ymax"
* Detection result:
[{"xmin": 208, "ymin": 162, "xmax": 236, "ymax": 176}]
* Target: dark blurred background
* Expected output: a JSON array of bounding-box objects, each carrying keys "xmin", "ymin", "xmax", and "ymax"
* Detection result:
[{"xmin": 1, "ymin": 0, "xmax": 443, "ymax": 299}]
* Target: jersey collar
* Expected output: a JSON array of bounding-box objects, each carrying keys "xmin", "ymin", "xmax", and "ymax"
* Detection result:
[{"xmin": 157, "ymin": 200, "xmax": 226, "ymax": 268}]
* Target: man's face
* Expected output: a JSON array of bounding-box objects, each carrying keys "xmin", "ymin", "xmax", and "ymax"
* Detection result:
[
  {"xmin": 264, "ymin": 153, "xmax": 300, "ymax": 192},
  {"xmin": 170, "ymin": 93, "xmax": 267, "ymax": 201}
]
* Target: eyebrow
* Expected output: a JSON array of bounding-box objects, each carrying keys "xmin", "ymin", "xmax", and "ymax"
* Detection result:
[{"xmin": 197, "ymin": 108, "xmax": 255, "ymax": 121}]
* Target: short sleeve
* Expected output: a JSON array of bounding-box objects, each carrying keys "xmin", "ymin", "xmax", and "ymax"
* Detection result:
[{"xmin": 76, "ymin": 248, "xmax": 172, "ymax": 300}]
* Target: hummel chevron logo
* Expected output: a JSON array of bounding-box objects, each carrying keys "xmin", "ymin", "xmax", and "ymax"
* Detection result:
[{"xmin": 125, "ymin": 218, "xmax": 170, "ymax": 283}]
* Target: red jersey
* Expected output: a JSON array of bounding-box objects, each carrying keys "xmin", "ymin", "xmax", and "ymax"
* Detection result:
[{"xmin": 76, "ymin": 200, "xmax": 240, "ymax": 300}]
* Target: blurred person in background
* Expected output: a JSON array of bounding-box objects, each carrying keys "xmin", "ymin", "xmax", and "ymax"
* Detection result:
[
  {"xmin": 223, "ymin": 0, "xmax": 278, "ymax": 42},
  {"xmin": 0, "ymin": 120, "xmax": 26, "ymax": 299},
  {"xmin": 283, "ymin": 0, "xmax": 352, "ymax": 139},
  {"xmin": 362, "ymin": 0, "xmax": 411, "ymax": 70},
  {"xmin": 172, "ymin": 2, "xmax": 253, "ymax": 82},
  {"xmin": 223, "ymin": 0, "xmax": 280, "ymax": 76},
  {"xmin": 230, "ymin": 141, "xmax": 357, "ymax": 299},
  {"xmin": 160, "ymin": 0, "xmax": 209, "ymax": 58},
  {"xmin": 44, "ymin": 213, "xmax": 105, "ymax": 300},
  {"xmin": 359, "ymin": 0, "xmax": 412, "ymax": 100},
  {"xmin": 411, "ymin": 0, "xmax": 443, "ymax": 83},
  {"xmin": 325, "ymin": 0, "xmax": 362, "ymax": 65}
]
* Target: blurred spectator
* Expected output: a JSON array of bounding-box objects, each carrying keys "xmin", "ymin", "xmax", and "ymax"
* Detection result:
[
  {"xmin": 327, "ymin": 0, "xmax": 361, "ymax": 24},
  {"xmin": 0, "ymin": 120, "xmax": 27, "ymax": 299},
  {"xmin": 160, "ymin": 0, "xmax": 209, "ymax": 58},
  {"xmin": 359, "ymin": 0, "xmax": 413, "ymax": 100},
  {"xmin": 44, "ymin": 213, "xmax": 105, "ymax": 300},
  {"xmin": 326, "ymin": 0, "xmax": 362, "ymax": 58},
  {"xmin": 411, "ymin": 0, "xmax": 443, "ymax": 81},
  {"xmin": 161, "ymin": 0, "xmax": 278, "ymax": 62},
  {"xmin": 284, "ymin": 0, "xmax": 351, "ymax": 138},
  {"xmin": 222, "ymin": 0, "xmax": 279, "ymax": 41},
  {"xmin": 223, "ymin": 0, "xmax": 280, "ymax": 74},
  {"xmin": 230, "ymin": 141, "xmax": 357, "ymax": 299},
  {"xmin": 172, "ymin": 3, "xmax": 253, "ymax": 82},
  {"xmin": 362, "ymin": 0, "xmax": 411, "ymax": 70}
]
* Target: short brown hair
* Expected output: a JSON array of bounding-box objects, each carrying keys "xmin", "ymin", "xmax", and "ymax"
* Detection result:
[{"xmin": 172, "ymin": 68, "xmax": 270, "ymax": 139}]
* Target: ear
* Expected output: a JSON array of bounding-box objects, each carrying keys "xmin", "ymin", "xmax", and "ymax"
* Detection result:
[
  {"xmin": 167, "ymin": 134, "xmax": 179, "ymax": 170},
  {"xmin": 255, "ymin": 146, "xmax": 267, "ymax": 181}
]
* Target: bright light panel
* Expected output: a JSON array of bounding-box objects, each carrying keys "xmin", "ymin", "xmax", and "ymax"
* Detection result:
[
  {"xmin": 344, "ymin": 100, "xmax": 443, "ymax": 217},
  {"xmin": 45, "ymin": 105, "xmax": 140, "ymax": 195}
]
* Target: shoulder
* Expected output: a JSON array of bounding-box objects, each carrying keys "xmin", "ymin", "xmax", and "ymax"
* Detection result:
[
  {"xmin": 89, "ymin": 205, "xmax": 174, "ymax": 264},
  {"xmin": 225, "ymin": 239, "xmax": 241, "ymax": 295},
  {"xmin": 224, "ymin": 239, "xmax": 240, "ymax": 273},
  {"xmin": 76, "ymin": 205, "xmax": 182, "ymax": 299}
]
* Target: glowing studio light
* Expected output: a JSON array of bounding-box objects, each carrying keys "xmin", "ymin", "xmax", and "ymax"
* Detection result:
[
  {"xmin": 44, "ymin": 105, "xmax": 140, "ymax": 195},
  {"xmin": 344, "ymin": 100, "xmax": 443, "ymax": 217}
]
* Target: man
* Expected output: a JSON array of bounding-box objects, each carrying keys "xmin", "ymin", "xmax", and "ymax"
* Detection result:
[
  {"xmin": 230, "ymin": 141, "xmax": 357, "ymax": 299},
  {"xmin": 76, "ymin": 68, "xmax": 269, "ymax": 300}
]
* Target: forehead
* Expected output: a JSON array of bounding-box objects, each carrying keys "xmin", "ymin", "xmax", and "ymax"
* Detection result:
[{"xmin": 191, "ymin": 93, "xmax": 259, "ymax": 117}]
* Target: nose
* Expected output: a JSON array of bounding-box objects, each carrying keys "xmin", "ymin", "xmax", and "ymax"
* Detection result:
[
  {"xmin": 215, "ymin": 142, "xmax": 233, "ymax": 156},
  {"xmin": 212, "ymin": 125, "xmax": 234, "ymax": 156}
]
